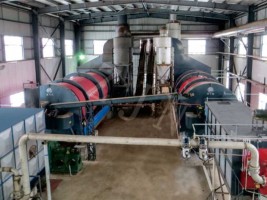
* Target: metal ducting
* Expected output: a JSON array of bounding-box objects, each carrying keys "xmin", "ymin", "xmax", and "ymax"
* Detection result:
[{"xmin": 213, "ymin": 18, "xmax": 267, "ymax": 38}]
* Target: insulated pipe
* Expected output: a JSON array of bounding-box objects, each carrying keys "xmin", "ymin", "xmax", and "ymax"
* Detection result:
[
  {"xmin": 0, "ymin": 167, "xmax": 21, "ymax": 199},
  {"xmin": 44, "ymin": 143, "xmax": 52, "ymax": 200},
  {"xmin": 118, "ymin": 15, "xmax": 127, "ymax": 25},
  {"xmin": 213, "ymin": 18, "xmax": 267, "ymax": 38},
  {"xmin": 19, "ymin": 134, "xmax": 265, "ymax": 199},
  {"xmin": 208, "ymin": 141, "xmax": 265, "ymax": 185}
]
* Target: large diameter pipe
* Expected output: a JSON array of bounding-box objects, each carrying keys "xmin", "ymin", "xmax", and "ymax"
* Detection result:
[
  {"xmin": 19, "ymin": 134, "xmax": 265, "ymax": 199},
  {"xmin": 213, "ymin": 18, "xmax": 267, "ymax": 38}
]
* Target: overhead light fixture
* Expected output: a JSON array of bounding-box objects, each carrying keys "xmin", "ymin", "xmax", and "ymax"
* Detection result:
[{"xmin": 78, "ymin": 54, "xmax": 86, "ymax": 61}]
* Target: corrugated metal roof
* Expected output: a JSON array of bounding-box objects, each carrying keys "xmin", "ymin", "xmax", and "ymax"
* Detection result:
[{"xmin": 0, "ymin": 0, "xmax": 266, "ymax": 24}]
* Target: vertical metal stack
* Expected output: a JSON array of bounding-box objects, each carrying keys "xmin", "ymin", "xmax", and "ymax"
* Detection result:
[
  {"xmin": 0, "ymin": 108, "xmax": 45, "ymax": 200},
  {"xmin": 153, "ymin": 27, "xmax": 174, "ymax": 94},
  {"xmin": 112, "ymin": 15, "xmax": 133, "ymax": 97}
]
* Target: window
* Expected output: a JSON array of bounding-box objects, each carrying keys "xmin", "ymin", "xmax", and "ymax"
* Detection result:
[
  {"xmin": 42, "ymin": 38, "xmax": 54, "ymax": 58},
  {"xmin": 238, "ymin": 37, "xmax": 247, "ymax": 55},
  {"xmin": 10, "ymin": 91, "xmax": 24, "ymax": 107},
  {"xmin": 236, "ymin": 83, "xmax": 245, "ymax": 102},
  {"xmin": 261, "ymin": 35, "xmax": 267, "ymax": 57},
  {"xmin": 259, "ymin": 93, "xmax": 267, "ymax": 109},
  {"xmin": 188, "ymin": 40, "xmax": 206, "ymax": 54},
  {"xmin": 93, "ymin": 40, "xmax": 107, "ymax": 55},
  {"xmin": 65, "ymin": 40, "xmax": 73, "ymax": 56},
  {"xmin": 4, "ymin": 36, "xmax": 24, "ymax": 61}
]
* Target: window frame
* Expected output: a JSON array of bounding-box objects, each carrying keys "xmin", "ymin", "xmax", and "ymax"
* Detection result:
[
  {"xmin": 4, "ymin": 35, "xmax": 24, "ymax": 62},
  {"xmin": 93, "ymin": 40, "xmax": 107, "ymax": 55},
  {"xmin": 187, "ymin": 39, "xmax": 206, "ymax": 55},
  {"xmin": 65, "ymin": 39, "xmax": 74, "ymax": 57},
  {"xmin": 42, "ymin": 37, "xmax": 55, "ymax": 58},
  {"xmin": 238, "ymin": 37, "xmax": 247, "ymax": 55},
  {"xmin": 258, "ymin": 93, "xmax": 267, "ymax": 109},
  {"xmin": 236, "ymin": 82, "xmax": 245, "ymax": 102},
  {"xmin": 261, "ymin": 35, "xmax": 267, "ymax": 57}
]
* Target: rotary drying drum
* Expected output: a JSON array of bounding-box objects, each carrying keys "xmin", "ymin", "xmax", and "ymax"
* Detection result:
[
  {"xmin": 39, "ymin": 70, "xmax": 111, "ymax": 168},
  {"xmin": 40, "ymin": 70, "xmax": 110, "ymax": 135}
]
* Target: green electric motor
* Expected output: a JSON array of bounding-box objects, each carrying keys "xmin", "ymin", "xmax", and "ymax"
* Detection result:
[{"xmin": 48, "ymin": 142, "xmax": 83, "ymax": 174}]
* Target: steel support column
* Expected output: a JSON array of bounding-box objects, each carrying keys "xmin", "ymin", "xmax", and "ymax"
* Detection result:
[
  {"xmin": 32, "ymin": 10, "xmax": 41, "ymax": 85},
  {"xmin": 59, "ymin": 19, "xmax": 66, "ymax": 77},
  {"xmin": 229, "ymin": 19, "xmax": 235, "ymax": 91},
  {"xmin": 218, "ymin": 40, "xmax": 224, "ymax": 84},
  {"xmin": 246, "ymin": 6, "xmax": 255, "ymax": 106},
  {"xmin": 74, "ymin": 23, "xmax": 81, "ymax": 67}
]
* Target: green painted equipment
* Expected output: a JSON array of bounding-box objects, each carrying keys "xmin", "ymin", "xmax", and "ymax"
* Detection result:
[{"xmin": 48, "ymin": 142, "xmax": 83, "ymax": 174}]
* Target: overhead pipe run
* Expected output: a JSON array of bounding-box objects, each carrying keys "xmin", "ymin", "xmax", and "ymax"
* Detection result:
[
  {"xmin": 18, "ymin": 133, "xmax": 266, "ymax": 199},
  {"xmin": 213, "ymin": 18, "xmax": 267, "ymax": 38}
]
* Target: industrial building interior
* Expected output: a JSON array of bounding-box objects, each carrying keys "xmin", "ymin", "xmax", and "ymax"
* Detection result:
[{"xmin": 2, "ymin": 0, "xmax": 267, "ymax": 200}]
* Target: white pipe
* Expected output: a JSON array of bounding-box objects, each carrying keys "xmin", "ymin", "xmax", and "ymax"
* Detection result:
[
  {"xmin": 0, "ymin": 167, "xmax": 21, "ymax": 199},
  {"xmin": 44, "ymin": 143, "xmax": 52, "ymax": 200},
  {"xmin": 213, "ymin": 18, "xmax": 267, "ymax": 38},
  {"xmin": 195, "ymin": 140, "xmax": 265, "ymax": 185},
  {"xmin": 19, "ymin": 133, "xmax": 265, "ymax": 199},
  {"xmin": 19, "ymin": 133, "xmax": 182, "ymax": 199}
]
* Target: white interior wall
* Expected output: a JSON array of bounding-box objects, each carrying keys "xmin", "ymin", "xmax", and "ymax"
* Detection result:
[{"xmin": 0, "ymin": 5, "xmax": 77, "ymax": 106}]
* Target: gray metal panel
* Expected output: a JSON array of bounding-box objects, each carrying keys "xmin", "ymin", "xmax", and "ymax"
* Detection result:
[
  {"xmin": 205, "ymin": 101, "xmax": 253, "ymax": 136},
  {"xmin": 19, "ymin": 11, "xmax": 31, "ymax": 23},
  {"xmin": 257, "ymin": 8, "xmax": 267, "ymax": 20},
  {"xmin": 65, "ymin": 30, "xmax": 74, "ymax": 40},
  {"xmin": 24, "ymin": 50, "xmax": 33, "ymax": 60},
  {"xmin": 2, "ymin": 21, "xmax": 31, "ymax": 36},
  {"xmin": 50, "ymin": 17, "xmax": 59, "ymax": 28},
  {"xmin": 2, "ymin": 6, "xmax": 18, "ymax": 21},
  {"xmin": 40, "ymin": 15, "xmax": 51, "ymax": 27}
]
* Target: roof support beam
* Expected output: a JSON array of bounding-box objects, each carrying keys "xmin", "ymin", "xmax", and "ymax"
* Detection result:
[
  {"xmin": 32, "ymin": 10, "xmax": 41, "ymax": 85},
  {"xmin": 246, "ymin": 6, "xmax": 255, "ymax": 106},
  {"xmin": 38, "ymin": 0, "xmax": 249, "ymax": 14},
  {"xmin": 228, "ymin": 19, "xmax": 235, "ymax": 92},
  {"xmin": 74, "ymin": 23, "xmax": 82, "ymax": 67},
  {"xmin": 65, "ymin": 8, "xmax": 230, "ymax": 21},
  {"xmin": 80, "ymin": 13, "xmax": 224, "ymax": 25},
  {"xmin": 59, "ymin": 19, "xmax": 66, "ymax": 77},
  {"xmin": 142, "ymin": 2, "xmax": 149, "ymax": 16}
]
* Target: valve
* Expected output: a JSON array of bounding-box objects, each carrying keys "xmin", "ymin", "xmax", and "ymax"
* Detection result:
[
  {"xmin": 182, "ymin": 137, "xmax": 191, "ymax": 159},
  {"xmin": 199, "ymin": 137, "xmax": 208, "ymax": 161}
]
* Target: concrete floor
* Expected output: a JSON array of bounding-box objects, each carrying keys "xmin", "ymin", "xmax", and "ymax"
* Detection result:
[{"xmin": 51, "ymin": 108, "xmax": 210, "ymax": 200}]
